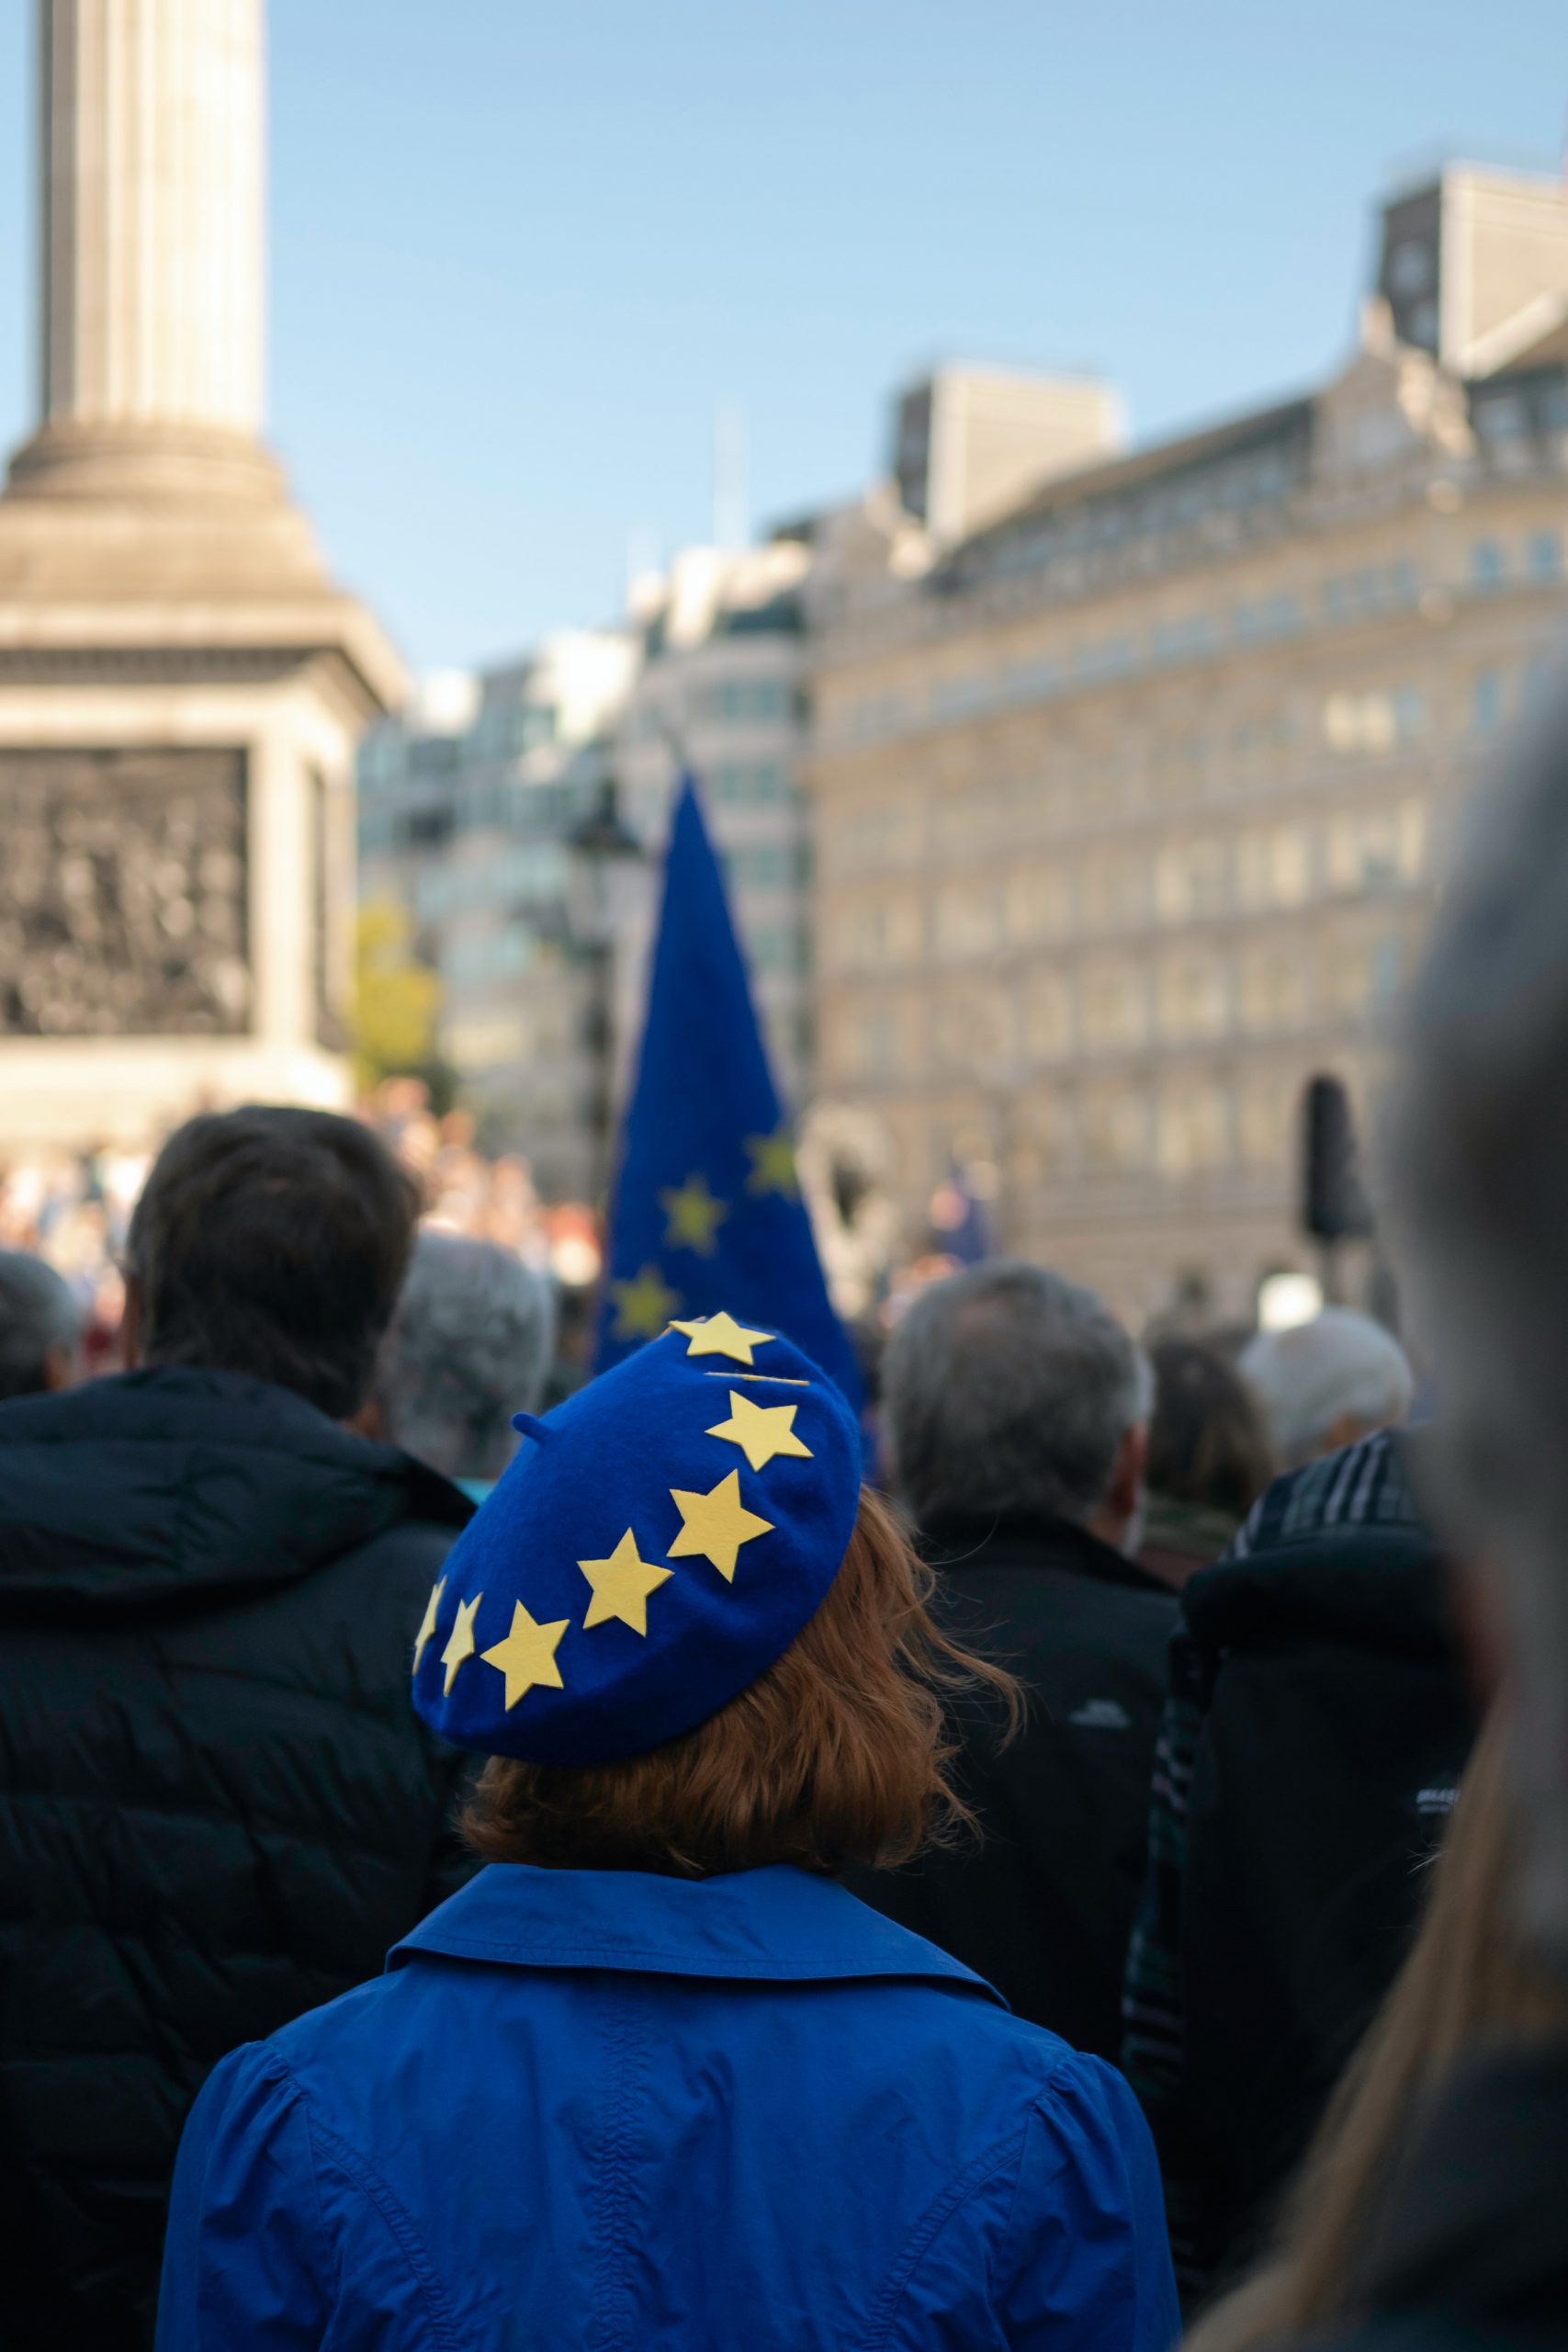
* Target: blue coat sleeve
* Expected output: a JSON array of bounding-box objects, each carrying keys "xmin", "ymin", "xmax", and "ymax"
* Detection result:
[
  {"xmin": 998, "ymin": 2053, "xmax": 1179, "ymax": 2352},
  {"xmin": 156, "ymin": 2043, "xmax": 333, "ymax": 2352}
]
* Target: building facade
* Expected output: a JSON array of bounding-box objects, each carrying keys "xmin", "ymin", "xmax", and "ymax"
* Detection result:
[
  {"xmin": 616, "ymin": 542, "xmax": 816, "ymax": 1113},
  {"xmin": 807, "ymin": 168, "xmax": 1568, "ymax": 1326},
  {"xmin": 358, "ymin": 632, "xmax": 637, "ymax": 1193}
]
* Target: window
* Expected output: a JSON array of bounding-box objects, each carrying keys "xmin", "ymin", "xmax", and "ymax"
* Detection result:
[
  {"xmin": 1236, "ymin": 827, "xmax": 1307, "ymax": 911},
  {"xmin": 1371, "ymin": 936, "xmax": 1404, "ymax": 1008},
  {"xmin": 1157, "ymin": 954, "xmax": 1229, "ymax": 1042},
  {"xmin": 1471, "ymin": 540, "xmax": 1506, "ymax": 594},
  {"xmin": 1234, "ymin": 594, "xmax": 1303, "ymax": 645},
  {"xmin": 1472, "ymin": 670, "xmax": 1505, "ymax": 732},
  {"xmin": 1322, "ymin": 689, "xmax": 1426, "ymax": 757},
  {"xmin": 708, "ymin": 677, "xmax": 795, "ymax": 725},
  {"xmin": 1004, "ymin": 865, "xmax": 1071, "ymax": 943},
  {"xmin": 934, "ymin": 885, "xmax": 998, "ymax": 959},
  {"xmin": 1155, "ymin": 839, "xmax": 1228, "ymax": 922},
  {"xmin": 1079, "ymin": 849, "xmax": 1149, "ymax": 930},
  {"xmin": 1081, "ymin": 1087, "xmax": 1149, "ymax": 1172},
  {"xmin": 1158, "ymin": 1081, "xmax": 1234, "ymax": 1175},
  {"xmin": 1080, "ymin": 962, "xmax": 1147, "ymax": 1050},
  {"xmin": 1023, "ymin": 974, "xmax": 1074, "ymax": 1060},
  {"xmin": 1240, "ymin": 945, "xmax": 1310, "ymax": 1033},
  {"xmin": 1528, "ymin": 530, "xmax": 1563, "ymax": 582}
]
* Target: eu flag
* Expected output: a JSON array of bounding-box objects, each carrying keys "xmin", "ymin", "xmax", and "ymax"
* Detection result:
[{"xmin": 595, "ymin": 778, "xmax": 859, "ymax": 1401}]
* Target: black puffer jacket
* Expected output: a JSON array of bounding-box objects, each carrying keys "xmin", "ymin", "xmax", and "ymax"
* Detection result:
[
  {"xmin": 0, "ymin": 1366, "xmax": 474, "ymax": 2352},
  {"xmin": 850, "ymin": 1510, "xmax": 1178, "ymax": 2059}
]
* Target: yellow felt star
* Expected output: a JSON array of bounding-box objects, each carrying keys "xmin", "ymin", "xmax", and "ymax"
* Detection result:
[
  {"xmin": 660, "ymin": 1173, "xmax": 728, "ymax": 1257},
  {"xmin": 412, "ymin": 1576, "xmax": 446, "ymax": 1673},
  {"xmin": 440, "ymin": 1590, "xmax": 482, "ymax": 1697},
  {"xmin": 669, "ymin": 1311, "xmax": 774, "ymax": 1365},
  {"xmin": 610, "ymin": 1262, "xmax": 679, "ymax": 1340},
  {"xmin": 480, "ymin": 1600, "xmax": 570, "ymax": 1712},
  {"xmin": 706, "ymin": 1390, "xmax": 815, "ymax": 1472},
  {"xmin": 579, "ymin": 1529, "xmax": 672, "ymax": 1636},
  {"xmin": 667, "ymin": 1470, "xmax": 774, "ymax": 1583},
  {"xmin": 746, "ymin": 1126, "xmax": 799, "ymax": 1197}
]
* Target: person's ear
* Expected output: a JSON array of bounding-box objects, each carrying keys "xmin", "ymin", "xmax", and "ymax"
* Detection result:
[
  {"xmin": 41, "ymin": 1341, "xmax": 77, "ymax": 1393},
  {"xmin": 346, "ymin": 1398, "xmax": 385, "ymax": 1440},
  {"xmin": 119, "ymin": 1278, "xmax": 142, "ymax": 1368},
  {"xmin": 1106, "ymin": 1421, "xmax": 1148, "ymax": 1523}
]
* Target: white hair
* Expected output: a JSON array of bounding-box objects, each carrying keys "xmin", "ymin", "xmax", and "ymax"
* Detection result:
[
  {"xmin": 0, "ymin": 1250, "xmax": 84, "ymax": 1400},
  {"xmin": 1240, "ymin": 1307, "xmax": 1414, "ymax": 1470},
  {"xmin": 374, "ymin": 1234, "xmax": 554, "ymax": 1483},
  {"xmin": 885, "ymin": 1260, "xmax": 1151, "ymax": 1527}
]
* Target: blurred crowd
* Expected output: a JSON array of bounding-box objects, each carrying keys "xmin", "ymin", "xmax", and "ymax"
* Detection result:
[{"xmin": 4, "ymin": 696, "xmax": 1568, "ymax": 2350}]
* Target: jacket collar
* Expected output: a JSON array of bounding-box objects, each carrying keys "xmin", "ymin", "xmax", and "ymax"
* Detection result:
[
  {"xmin": 390, "ymin": 1862, "xmax": 1007, "ymax": 2004},
  {"xmin": 919, "ymin": 1505, "xmax": 1170, "ymax": 1597}
]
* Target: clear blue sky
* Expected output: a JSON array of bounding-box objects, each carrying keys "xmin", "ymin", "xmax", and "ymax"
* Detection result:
[{"xmin": 0, "ymin": 2, "xmax": 1564, "ymax": 672}]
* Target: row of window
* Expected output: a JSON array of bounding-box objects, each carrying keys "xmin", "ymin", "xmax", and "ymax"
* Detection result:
[
  {"xmin": 827, "ymin": 929, "xmax": 1404, "ymax": 1087},
  {"xmin": 828, "ymin": 536, "xmax": 1565, "ymax": 752},
  {"xmin": 706, "ymin": 760, "xmax": 795, "ymax": 808},
  {"xmin": 722, "ymin": 841, "xmax": 812, "ymax": 892},
  {"xmin": 414, "ymin": 841, "xmax": 570, "ymax": 926},
  {"xmin": 831, "ymin": 799, "xmax": 1428, "ymax": 969}
]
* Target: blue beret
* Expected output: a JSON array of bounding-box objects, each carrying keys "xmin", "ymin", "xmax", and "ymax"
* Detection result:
[{"xmin": 411, "ymin": 1313, "xmax": 863, "ymax": 1766}]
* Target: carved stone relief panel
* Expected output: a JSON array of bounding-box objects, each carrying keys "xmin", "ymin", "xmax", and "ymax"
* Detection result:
[{"xmin": 0, "ymin": 747, "xmax": 249, "ymax": 1035}]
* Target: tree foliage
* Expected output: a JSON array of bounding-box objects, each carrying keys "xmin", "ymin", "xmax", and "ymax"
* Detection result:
[{"xmin": 352, "ymin": 898, "xmax": 441, "ymax": 1093}]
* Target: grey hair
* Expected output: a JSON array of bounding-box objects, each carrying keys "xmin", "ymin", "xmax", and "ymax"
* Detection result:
[
  {"xmin": 374, "ymin": 1234, "xmax": 555, "ymax": 1483},
  {"xmin": 1239, "ymin": 1308, "xmax": 1414, "ymax": 1471},
  {"xmin": 1388, "ymin": 656, "xmax": 1568, "ymax": 1967},
  {"xmin": 0, "ymin": 1250, "xmax": 84, "ymax": 1401},
  {"xmin": 884, "ymin": 1260, "xmax": 1152, "ymax": 1528}
]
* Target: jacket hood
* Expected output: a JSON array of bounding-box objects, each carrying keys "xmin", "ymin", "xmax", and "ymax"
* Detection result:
[{"xmin": 0, "ymin": 1365, "xmax": 472, "ymax": 1615}]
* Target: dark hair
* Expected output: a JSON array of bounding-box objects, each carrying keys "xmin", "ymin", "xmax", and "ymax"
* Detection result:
[
  {"xmin": 1145, "ymin": 1337, "xmax": 1275, "ymax": 1518},
  {"xmin": 463, "ymin": 1487, "xmax": 1021, "ymax": 1879},
  {"xmin": 126, "ymin": 1105, "xmax": 419, "ymax": 1419}
]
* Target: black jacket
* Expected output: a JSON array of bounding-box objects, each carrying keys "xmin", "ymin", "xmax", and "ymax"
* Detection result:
[
  {"xmin": 0, "ymin": 1366, "xmax": 474, "ymax": 2352},
  {"xmin": 1122, "ymin": 1431, "xmax": 1478, "ymax": 2302},
  {"xmin": 850, "ymin": 1510, "xmax": 1178, "ymax": 2059},
  {"xmin": 1307, "ymin": 2046, "xmax": 1568, "ymax": 2351}
]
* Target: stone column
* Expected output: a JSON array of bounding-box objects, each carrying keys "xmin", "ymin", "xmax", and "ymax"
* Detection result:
[{"xmin": 13, "ymin": 0, "xmax": 275, "ymax": 502}]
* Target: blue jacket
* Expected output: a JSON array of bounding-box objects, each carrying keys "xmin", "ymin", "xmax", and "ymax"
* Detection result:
[{"xmin": 158, "ymin": 1863, "xmax": 1177, "ymax": 2351}]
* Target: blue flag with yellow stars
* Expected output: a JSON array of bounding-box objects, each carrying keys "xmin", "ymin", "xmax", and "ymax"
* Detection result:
[{"xmin": 595, "ymin": 778, "xmax": 860, "ymax": 1403}]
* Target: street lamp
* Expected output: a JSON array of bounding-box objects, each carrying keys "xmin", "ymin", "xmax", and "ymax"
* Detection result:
[{"xmin": 567, "ymin": 776, "xmax": 645, "ymax": 1204}]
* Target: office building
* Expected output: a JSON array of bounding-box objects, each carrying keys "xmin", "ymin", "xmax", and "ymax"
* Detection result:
[{"xmin": 807, "ymin": 166, "xmax": 1568, "ymax": 1323}]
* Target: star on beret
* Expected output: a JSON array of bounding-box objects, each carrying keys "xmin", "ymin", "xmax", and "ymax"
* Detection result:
[
  {"xmin": 578, "ymin": 1529, "xmax": 672, "ymax": 1636},
  {"xmin": 413, "ymin": 1576, "xmax": 446, "ymax": 1672},
  {"xmin": 670, "ymin": 1311, "xmax": 773, "ymax": 1365},
  {"xmin": 668, "ymin": 1470, "xmax": 774, "ymax": 1582},
  {"xmin": 440, "ymin": 1591, "xmax": 482, "ymax": 1696},
  {"xmin": 706, "ymin": 1390, "xmax": 814, "ymax": 1472},
  {"xmin": 481, "ymin": 1600, "xmax": 570, "ymax": 1711}
]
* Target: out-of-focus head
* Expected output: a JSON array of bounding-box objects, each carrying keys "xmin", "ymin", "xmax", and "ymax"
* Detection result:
[
  {"xmin": 883, "ymin": 1260, "xmax": 1151, "ymax": 1545},
  {"xmin": 1391, "ymin": 667, "xmax": 1568, "ymax": 1965},
  {"xmin": 374, "ymin": 1232, "xmax": 555, "ymax": 1483},
  {"xmin": 0, "ymin": 1250, "xmax": 85, "ymax": 1401},
  {"xmin": 1145, "ymin": 1337, "xmax": 1276, "ymax": 1518},
  {"xmin": 125, "ymin": 1105, "xmax": 419, "ymax": 1421},
  {"xmin": 1239, "ymin": 1308, "xmax": 1414, "ymax": 1470}
]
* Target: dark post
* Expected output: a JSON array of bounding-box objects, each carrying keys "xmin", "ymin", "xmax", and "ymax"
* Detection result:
[{"xmin": 1301, "ymin": 1073, "xmax": 1373, "ymax": 1301}]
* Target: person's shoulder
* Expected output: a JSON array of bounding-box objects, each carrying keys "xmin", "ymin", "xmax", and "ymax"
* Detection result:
[{"xmin": 870, "ymin": 1970, "xmax": 1134, "ymax": 2125}]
